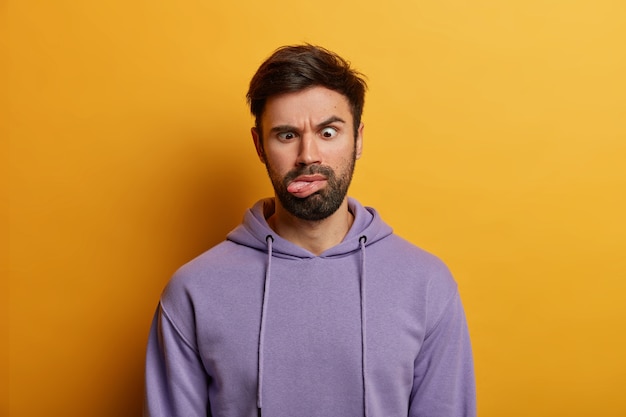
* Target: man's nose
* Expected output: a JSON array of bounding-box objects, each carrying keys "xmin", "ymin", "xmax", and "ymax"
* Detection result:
[{"xmin": 296, "ymin": 134, "xmax": 321, "ymax": 166}]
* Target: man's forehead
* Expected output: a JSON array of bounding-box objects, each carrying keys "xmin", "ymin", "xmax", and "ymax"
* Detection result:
[{"xmin": 261, "ymin": 87, "xmax": 352, "ymax": 127}]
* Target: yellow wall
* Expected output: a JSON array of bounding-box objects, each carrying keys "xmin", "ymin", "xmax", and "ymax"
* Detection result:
[{"xmin": 5, "ymin": 1, "xmax": 626, "ymax": 416}]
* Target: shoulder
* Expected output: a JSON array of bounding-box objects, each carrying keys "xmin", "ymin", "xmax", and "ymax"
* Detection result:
[
  {"xmin": 368, "ymin": 234, "xmax": 459, "ymax": 323},
  {"xmin": 169, "ymin": 238, "xmax": 264, "ymax": 283},
  {"xmin": 159, "ymin": 240, "xmax": 265, "ymax": 331},
  {"xmin": 373, "ymin": 234, "xmax": 456, "ymax": 286}
]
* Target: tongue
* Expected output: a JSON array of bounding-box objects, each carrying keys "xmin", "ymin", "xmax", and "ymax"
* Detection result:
[
  {"xmin": 287, "ymin": 181, "xmax": 311, "ymax": 193},
  {"xmin": 287, "ymin": 180, "xmax": 325, "ymax": 198}
]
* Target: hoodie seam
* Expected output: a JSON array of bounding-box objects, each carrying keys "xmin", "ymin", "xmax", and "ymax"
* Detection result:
[
  {"xmin": 423, "ymin": 285, "xmax": 459, "ymax": 340},
  {"xmin": 158, "ymin": 301, "xmax": 199, "ymax": 354}
]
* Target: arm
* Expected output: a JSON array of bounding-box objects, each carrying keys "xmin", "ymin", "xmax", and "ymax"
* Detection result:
[
  {"xmin": 144, "ymin": 303, "xmax": 211, "ymax": 417},
  {"xmin": 409, "ymin": 291, "xmax": 476, "ymax": 417}
]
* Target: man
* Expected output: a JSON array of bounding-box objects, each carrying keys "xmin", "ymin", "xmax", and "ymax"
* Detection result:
[{"xmin": 144, "ymin": 44, "xmax": 476, "ymax": 417}]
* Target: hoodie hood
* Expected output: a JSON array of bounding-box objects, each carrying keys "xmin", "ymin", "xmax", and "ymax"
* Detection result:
[{"xmin": 227, "ymin": 197, "xmax": 393, "ymax": 259}]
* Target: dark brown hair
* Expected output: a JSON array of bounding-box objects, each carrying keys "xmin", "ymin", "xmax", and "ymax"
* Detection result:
[{"xmin": 246, "ymin": 44, "xmax": 367, "ymax": 139}]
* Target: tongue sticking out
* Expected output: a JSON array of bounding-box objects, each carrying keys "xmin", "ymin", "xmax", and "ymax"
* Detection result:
[
  {"xmin": 287, "ymin": 181, "xmax": 309, "ymax": 192},
  {"xmin": 287, "ymin": 179, "xmax": 326, "ymax": 198}
]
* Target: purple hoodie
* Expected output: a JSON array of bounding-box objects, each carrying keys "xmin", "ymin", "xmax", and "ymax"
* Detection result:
[{"xmin": 144, "ymin": 198, "xmax": 475, "ymax": 417}]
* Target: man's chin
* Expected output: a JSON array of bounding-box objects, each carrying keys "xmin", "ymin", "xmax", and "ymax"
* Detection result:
[{"xmin": 284, "ymin": 197, "xmax": 345, "ymax": 221}]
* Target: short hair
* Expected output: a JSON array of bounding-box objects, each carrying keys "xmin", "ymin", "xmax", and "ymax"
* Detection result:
[{"xmin": 246, "ymin": 44, "xmax": 367, "ymax": 139}]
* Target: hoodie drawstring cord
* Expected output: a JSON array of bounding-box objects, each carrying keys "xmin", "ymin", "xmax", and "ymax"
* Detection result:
[
  {"xmin": 257, "ymin": 234, "xmax": 368, "ymax": 417},
  {"xmin": 257, "ymin": 234, "xmax": 274, "ymax": 415},
  {"xmin": 359, "ymin": 235, "xmax": 369, "ymax": 417}
]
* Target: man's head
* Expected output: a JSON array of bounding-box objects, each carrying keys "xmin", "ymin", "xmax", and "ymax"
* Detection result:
[
  {"xmin": 246, "ymin": 44, "xmax": 367, "ymax": 144},
  {"xmin": 247, "ymin": 45, "xmax": 367, "ymax": 222}
]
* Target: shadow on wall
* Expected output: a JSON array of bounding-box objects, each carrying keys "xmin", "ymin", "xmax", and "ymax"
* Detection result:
[{"xmin": 102, "ymin": 133, "xmax": 261, "ymax": 417}]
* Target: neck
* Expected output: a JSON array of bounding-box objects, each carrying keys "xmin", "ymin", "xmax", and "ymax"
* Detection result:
[{"xmin": 267, "ymin": 198, "xmax": 354, "ymax": 256}]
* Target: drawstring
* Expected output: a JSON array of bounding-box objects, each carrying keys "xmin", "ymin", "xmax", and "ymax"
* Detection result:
[
  {"xmin": 359, "ymin": 235, "xmax": 368, "ymax": 417},
  {"xmin": 257, "ymin": 234, "xmax": 274, "ymax": 414},
  {"xmin": 257, "ymin": 234, "xmax": 369, "ymax": 417}
]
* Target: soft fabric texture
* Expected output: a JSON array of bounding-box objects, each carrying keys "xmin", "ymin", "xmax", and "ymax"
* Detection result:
[{"xmin": 144, "ymin": 198, "xmax": 476, "ymax": 417}]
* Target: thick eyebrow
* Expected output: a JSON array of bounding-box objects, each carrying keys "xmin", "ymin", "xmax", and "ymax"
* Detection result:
[
  {"xmin": 316, "ymin": 116, "xmax": 346, "ymax": 129},
  {"xmin": 269, "ymin": 124, "xmax": 298, "ymax": 135},
  {"xmin": 268, "ymin": 116, "xmax": 346, "ymax": 135}
]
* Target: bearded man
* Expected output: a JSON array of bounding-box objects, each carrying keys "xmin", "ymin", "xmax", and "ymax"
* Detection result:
[{"xmin": 144, "ymin": 44, "xmax": 476, "ymax": 417}]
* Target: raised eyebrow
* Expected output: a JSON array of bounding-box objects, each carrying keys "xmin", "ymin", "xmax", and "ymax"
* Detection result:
[{"xmin": 316, "ymin": 116, "xmax": 346, "ymax": 129}]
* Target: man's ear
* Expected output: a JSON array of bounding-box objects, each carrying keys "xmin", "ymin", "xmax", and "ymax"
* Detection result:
[
  {"xmin": 251, "ymin": 127, "xmax": 265, "ymax": 163},
  {"xmin": 355, "ymin": 122, "xmax": 364, "ymax": 160}
]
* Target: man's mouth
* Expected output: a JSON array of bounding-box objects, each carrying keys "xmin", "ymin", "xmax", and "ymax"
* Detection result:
[{"xmin": 286, "ymin": 174, "xmax": 327, "ymax": 198}]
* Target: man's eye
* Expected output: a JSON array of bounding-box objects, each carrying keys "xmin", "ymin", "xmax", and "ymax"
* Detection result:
[
  {"xmin": 277, "ymin": 132, "xmax": 296, "ymax": 140},
  {"xmin": 320, "ymin": 127, "xmax": 338, "ymax": 138}
]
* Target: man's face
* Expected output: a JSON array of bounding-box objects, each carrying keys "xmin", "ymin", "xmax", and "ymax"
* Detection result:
[{"xmin": 252, "ymin": 86, "xmax": 363, "ymax": 221}]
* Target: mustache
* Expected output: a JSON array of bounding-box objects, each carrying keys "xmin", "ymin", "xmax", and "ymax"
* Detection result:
[{"xmin": 283, "ymin": 165, "xmax": 335, "ymax": 184}]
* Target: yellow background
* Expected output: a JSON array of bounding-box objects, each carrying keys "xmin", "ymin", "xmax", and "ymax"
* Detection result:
[{"xmin": 5, "ymin": 0, "xmax": 626, "ymax": 416}]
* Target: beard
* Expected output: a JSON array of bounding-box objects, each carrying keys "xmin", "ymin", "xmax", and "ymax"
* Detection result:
[{"xmin": 265, "ymin": 150, "xmax": 356, "ymax": 221}]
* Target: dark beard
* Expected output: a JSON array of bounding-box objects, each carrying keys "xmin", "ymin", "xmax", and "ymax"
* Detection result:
[{"xmin": 266, "ymin": 153, "xmax": 356, "ymax": 221}]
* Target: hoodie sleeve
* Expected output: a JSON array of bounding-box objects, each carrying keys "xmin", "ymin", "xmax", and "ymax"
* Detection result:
[
  {"xmin": 409, "ymin": 289, "xmax": 476, "ymax": 417},
  {"xmin": 144, "ymin": 303, "xmax": 211, "ymax": 417}
]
